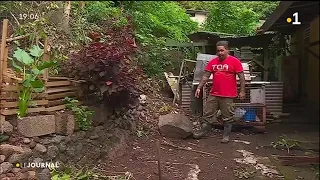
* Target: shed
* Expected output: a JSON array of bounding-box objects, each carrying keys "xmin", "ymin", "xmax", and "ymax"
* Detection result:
[{"xmin": 257, "ymin": 1, "xmax": 319, "ymax": 117}]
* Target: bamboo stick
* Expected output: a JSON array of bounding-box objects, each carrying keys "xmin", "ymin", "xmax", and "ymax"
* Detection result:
[{"xmin": 1, "ymin": 19, "xmax": 9, "ymax": 84}]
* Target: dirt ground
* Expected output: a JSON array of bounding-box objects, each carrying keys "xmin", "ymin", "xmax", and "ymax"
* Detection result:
[{"xmin": 104, "ymin": 121, "xmax": 319, "ymax": 180}]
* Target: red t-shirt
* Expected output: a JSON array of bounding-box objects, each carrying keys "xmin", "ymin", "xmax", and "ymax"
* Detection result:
[{"xmin": 204, "ymin": 55, "xmax": 243, "ymax": 98}]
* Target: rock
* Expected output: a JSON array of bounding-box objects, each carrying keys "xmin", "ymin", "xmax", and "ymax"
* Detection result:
[
  {"xmin": 11, "ymin": 167, "xmax": 21, "ymax": 174},
  {"xmin": 75, "ymin": 144, "xmax": 83, "ymax": 153},
  {"xmin": 0, "ymin": 144, "xmax": 25, "ymax": 157},
  {"xmin": 51, "ymin": 135, "xmax": 65, "ymax": 144},
  {"xmin": 41, "ymin": 138, "xmax": 52, "ymax": 145},
  {"xmin": 140, "ymin": 112, "xmax": 146, "ymax": 118},
  {"xmin": 64, "ymin": 136, "xmax": 72, "ymax": 144},
  {"xmin": 93, "ymin": 126, "xmax": 104, "ymax": 134},
  {"xmin": 33, "ymin": 137, "xmax": 40, "ymax": 143},
  {"xmin": 137, "ymin": 105, "xmax": 143, "ymax": 111},
  {"xmin": 7, "ymin": 147, "xmax": 32, "ymax": 163},
  {"xmin": 59, "ymin": 144, "xmax": 67, "ymax": 152},
  {"xmin": 70, "ymin": 134, "xmax": 77, "ymax": 142},
  {"xmin": 7, "ymin": 172, "xmax": 15, "ymax": 177},
  {"xmin": 16, "ymin": 172, "xmax": 28, "ymax": 180},
  {"xmin": 0, "ymin": 174, "xmax": 6, "ymax": 179},
  {"xmin": 33, "ymin": 157, "xmax": 44, "ymax": 163},
  {"xmin": 131, "ymin": 109, "xmax": 138, "ymax": 115},
  {"xmin": 1, "ymin": 121, "xmax": 13, "ymax": 135},
  {"xmin": 22, "ymin": 138, "xmax": 31, "ymax": 144},
  {"xmin": 89, "ymin": 135, "xmax": 99, "ymax": 140},
  {"xmin": 27, "ymin": 171, "xmax": 37, "ymax": 180},
  {"xmin": 38, "ymin": 168, "xmax": 51, "ymax": 180},
  {"xmin": 47, "ymin": 145, "xmax": 59, "ymax": 159},
  {"xmin": 0, "ymin": 155, "xmax": 5, "ymax": 163},
  {"xmin": 66, "ymin": 147, "xmax": 75, "ymax": 157},
  {"xmin": 158, "ymin": 113, "xmax": 193, "ymax": 139},
  {"xmin": 17, "ymin": 115, "xmax": 56, "ymax": 137},
  {"xmin": 76, "ymin": 131, "xmax": 86, "ymax": 139},
  {"xmin": 29, "ymin": 141, "xmax": 37, "ymax": 149},
  {"xmin": 55, "ymin": 113, "xmax": 75, "ymax": 135},
  {"xmin": 0, "ymin": 162, "xmax": 13, "ymax": 174},
  {"xmin": 139, "ymin": 94, "xmax": 147, "ymax": 104},
  {"xmin": 34, "ymin": 144, "xmax": 47, "ymax": 153}
]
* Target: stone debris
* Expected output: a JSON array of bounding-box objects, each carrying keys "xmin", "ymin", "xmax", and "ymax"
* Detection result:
[
  {"xmin": 233, "ymin": 140, "xmax": 251, "ymax": 145},
  {"xmin": 234, "ymin": 150, "xmax": 279, "ymax": 178}
]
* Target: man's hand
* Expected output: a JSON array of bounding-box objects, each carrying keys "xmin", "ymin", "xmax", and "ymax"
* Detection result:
[
  {"xmin": 195, "ymin": 88, "xmax": 201, "ymax": 98},
  {"xmin": 195, "ymin": 71, "xmax": 211, "ymax": 98},
  {"xmin": 239, "ymin": 91, "xmax": 245, "ymax": 100}
]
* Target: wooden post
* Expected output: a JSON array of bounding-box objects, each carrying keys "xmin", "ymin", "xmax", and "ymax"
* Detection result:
[
  {"xmin": 173, "ymin": 59, "xmax": 185, "ymax": 105},
  {"xmin": 43, "ymin": 38, "xmax": 49, "ymax": 81},
  {"xmin": 0, "ymin": 19, "xmax": 8, "ymax": 134},
  {"xmin": 1, "ymin": 19, "xmax": 9, "ymax": 84},
  {"xmin": 263, "ymin": 46, "xmax": 269, "ymax": 81}
]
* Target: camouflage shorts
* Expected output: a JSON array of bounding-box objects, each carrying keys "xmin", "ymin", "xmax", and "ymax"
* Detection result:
[{"xmin": 203, "ymin": 95, "xmax": 235, "ymax": 124}]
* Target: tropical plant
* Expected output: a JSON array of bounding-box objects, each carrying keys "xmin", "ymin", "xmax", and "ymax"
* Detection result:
[
  {"xmin": 64, "ymin": 97, "xmax": 94, "ymax": 131},
  {"xmin": 10, "ymin": 45, "xmax": 57, "ymax": 118}
]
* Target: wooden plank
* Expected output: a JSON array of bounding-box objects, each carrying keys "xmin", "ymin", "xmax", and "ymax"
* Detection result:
[
  {"xmin": 46, "ymin": 86, "xmax": 78, "ymax": 94},
  {"xmin": 277, "ymin": 155, "xmax": 319, "ymax": 165},
  {"xmin": 48, "ymin": 76, "xmax": 70, "ymax": 80},
  {"xmin": 0, "ymin": 92, "xmax": 47, "ymax": 100},
  {"xmin": 45, "ymin": 104, "xmax": 66, "ymax": 112},
  {"xmin": 46, "ymin": 91, "xmax": 77, "ymax": 100},
  {"xmin": 45, "ymin": 81, "xmax": 71, "ymax": 87},
  {"xmin": 47, "ymin": 99, "xmax": 65, "ymax": 107},
  {"xmin": 1, "ymin": 107, "xmax": 46, "ymax": 116},
  {"xmin": 1, "ymin": 84, "xmax": 20, "ymax": 91},
  {"xmin": 0, "ymin": 100, "xmax": 48, "ymax": 108}
]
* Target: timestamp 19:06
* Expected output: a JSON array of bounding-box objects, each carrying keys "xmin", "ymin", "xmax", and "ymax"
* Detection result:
[{"xmin": 19, "ymin": 13, "xmax": 40, "ymax": 20}]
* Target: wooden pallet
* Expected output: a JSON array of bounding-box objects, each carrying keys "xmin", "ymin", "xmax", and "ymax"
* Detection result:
[{"xmin": 0, "ymin": 77, "xmax": 84, "ymax": 116}]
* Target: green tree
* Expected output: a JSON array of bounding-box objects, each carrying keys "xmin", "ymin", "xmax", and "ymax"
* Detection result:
[
  {"xmin": 124, "ymin": 1, "xmax": 198, "ymax": 42},
  {"xmin": 178, "ymin": 1, "xmax": 214, "ymax": 11},
  {"xmin": 203, "ymin": 1, "xmax": 260, "ymax": 36},
  {"xmin": 240, "ymin": 1, "xmax": 279, "ymax": 19},
  {"xmin": 122, "ymin": 1, "xmax": 198, "ymax": 77}
]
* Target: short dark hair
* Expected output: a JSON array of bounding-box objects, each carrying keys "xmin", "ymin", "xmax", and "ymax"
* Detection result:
[{"xmin": 216, "ymin": 41, "xmax": 229, "ymax": 49}]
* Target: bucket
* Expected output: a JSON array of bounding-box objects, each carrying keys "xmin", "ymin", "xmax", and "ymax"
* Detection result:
[{"xmin": 244, "ymin": 108, "xmax": 256, "ymax": 122}]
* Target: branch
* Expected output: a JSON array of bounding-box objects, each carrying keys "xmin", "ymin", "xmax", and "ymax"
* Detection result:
[
  {"xmin": 9, "ymin": 11, "xmax": 20, "ymax": 26},
  {"xmin": 6, "ymin": 34, "xmax": 30, "ymax": 42},
  {"xmin": 161, "ymin": 141, "xmax": 217, "ymax": 157}
]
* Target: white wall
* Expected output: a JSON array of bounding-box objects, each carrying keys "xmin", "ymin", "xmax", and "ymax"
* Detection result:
[{"xmin": 190, "ymin": 13, "xmax": 207, "ymax": 26}]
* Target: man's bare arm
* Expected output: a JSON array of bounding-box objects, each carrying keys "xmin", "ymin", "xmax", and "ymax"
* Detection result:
[
  {"xmin": 197, "ymin": 71, "xmax": 211, "ymax": 89},
  {"xmin": 237, "ymin": 72, "xmax": 245, "ymax": 93}
]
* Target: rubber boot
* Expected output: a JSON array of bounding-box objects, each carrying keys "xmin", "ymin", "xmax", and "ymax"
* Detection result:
[
  {"xmin": 193, "ymin": 123, "xmax": 212, "ymax": 139},
  {"xmin": 220, "ymin": 123, "xmax": 232, "ymax": 143}
]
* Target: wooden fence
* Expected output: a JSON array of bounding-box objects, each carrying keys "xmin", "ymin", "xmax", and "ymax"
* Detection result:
[{"xmin": 0, "ymin": 19, "xmax": 84, "ymax": 129}]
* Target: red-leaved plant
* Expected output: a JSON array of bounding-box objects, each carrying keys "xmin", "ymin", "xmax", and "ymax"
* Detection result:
[{"xmin": 62, "ymin": 17, "xmax": 142, "ymax": 108}]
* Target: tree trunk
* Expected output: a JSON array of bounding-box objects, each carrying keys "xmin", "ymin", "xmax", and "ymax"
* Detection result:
[{"xmin": 62, "ymin": 1, "xmax": 71, "ymax": 34}]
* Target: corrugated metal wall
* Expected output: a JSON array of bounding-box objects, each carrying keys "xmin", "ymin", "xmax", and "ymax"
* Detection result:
[
  {"xmin": 181, "ymin": 81, "xmax": 284, "ymax": 115},
  {"xmin": 181, "ymin": 82, "xmax": 193, "ymax": 111},
  {"xmin": 265, "ymin": 82, "xmax": 283, "ymax": 114}
]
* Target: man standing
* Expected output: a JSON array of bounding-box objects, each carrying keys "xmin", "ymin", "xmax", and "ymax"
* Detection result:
[{"xmin": 193, "ymin": 41, "xmax": 245, "ymax": 143}]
